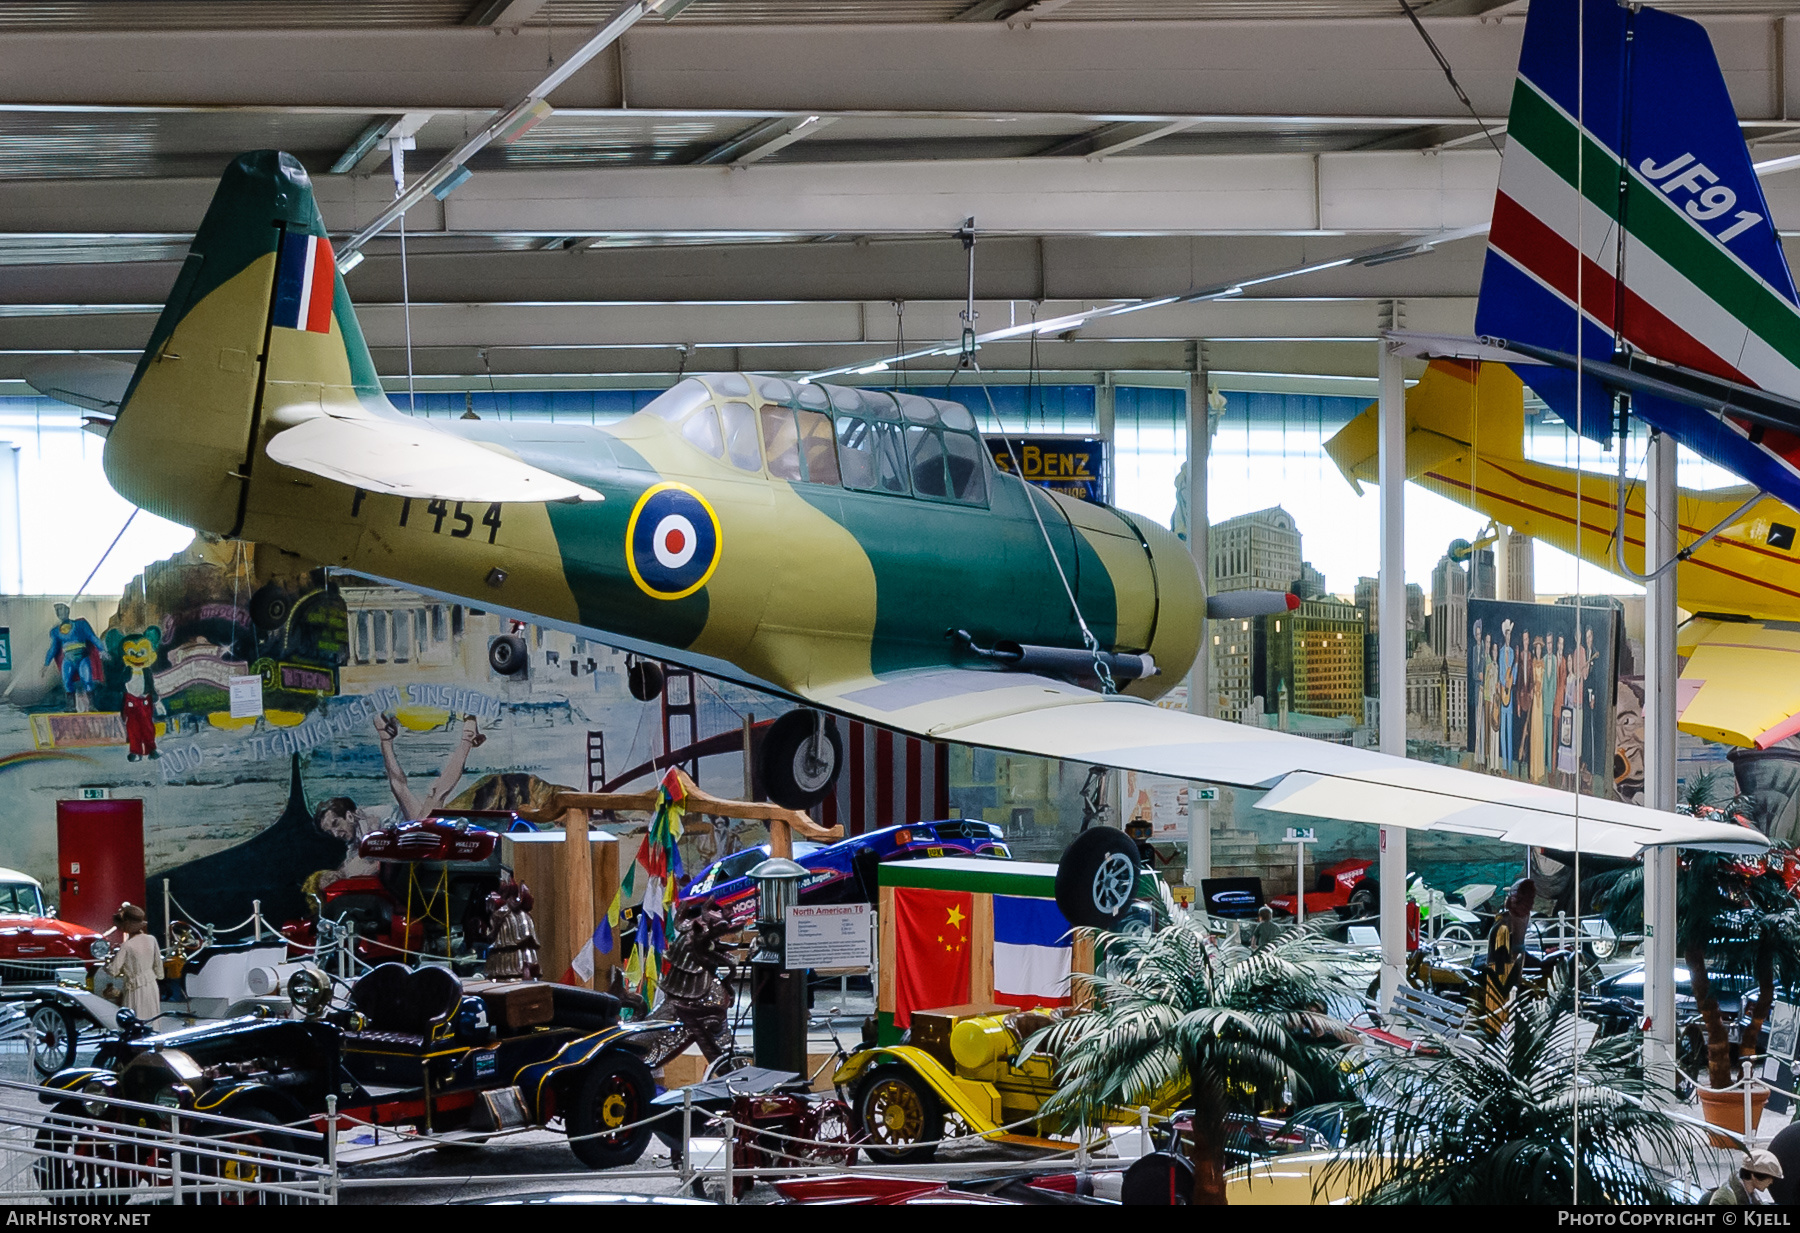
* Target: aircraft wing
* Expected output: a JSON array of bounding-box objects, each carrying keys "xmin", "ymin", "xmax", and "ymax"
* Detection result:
[
  {"xmin": 805, "ymin": 667, "xmax": 1766, "ymax": 858},
  {"xmin": 264, "ymin": 408, "xmax": 602, "ymax": 504},
  {"xmin": 1677, "ymin": 618, "xmax": 1800, "ymax": 749}
]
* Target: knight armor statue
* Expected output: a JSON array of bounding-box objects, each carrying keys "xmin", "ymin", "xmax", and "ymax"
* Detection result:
[{"xmin": 482, "ymin": 878, "xmax": 540, "ymax": 981}]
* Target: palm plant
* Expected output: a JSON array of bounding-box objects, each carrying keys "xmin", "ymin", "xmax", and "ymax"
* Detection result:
[
  {"xmin": 1322, "ymin": 990, "xmax": 1706, "ymax": 1204},
  {"xmin": 1590, "ymin": 770, "xmax": 1800, "ymax": 1090},
  {"xmin": 1024, "ymin": 902, "xmax": 1354, "ymax": 1205}
]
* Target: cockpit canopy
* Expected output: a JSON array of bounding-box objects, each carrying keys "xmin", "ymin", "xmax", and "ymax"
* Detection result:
[{"xmin": 641, "ymin": 374, "xmax": 989, "ymax": 506}]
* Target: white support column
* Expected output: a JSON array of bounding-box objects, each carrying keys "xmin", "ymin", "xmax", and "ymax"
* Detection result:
[
  {"xmin": 1378, "ymin": 338, "xmax": 1407, "ymax": 1010},
  {"xmin": 1642, "ymin": 427, "xmax": 1680, "ymax": 1075},
  {"xmin": 1185, "ymin": 357, "xmax": 1212, "ymax": 886},
  {"xmin": 1095, "ymin": 373, "xmax": 1116, "ymax": 506}
]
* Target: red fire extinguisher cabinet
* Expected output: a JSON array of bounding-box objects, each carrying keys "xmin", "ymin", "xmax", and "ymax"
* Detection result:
[{"xmin": 55, "ymin": 799, "xmax": 145, "ymax": 935}]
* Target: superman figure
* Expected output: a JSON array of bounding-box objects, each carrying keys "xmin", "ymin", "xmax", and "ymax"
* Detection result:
[{"xmin": 45, "ymin": 602, "xmax": 106, "ymax": 713}]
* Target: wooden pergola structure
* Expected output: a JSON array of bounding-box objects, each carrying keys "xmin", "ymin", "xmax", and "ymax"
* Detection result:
[{"xmin": 517, "ymin": 769, "xmax": 842, "ymax": 987}]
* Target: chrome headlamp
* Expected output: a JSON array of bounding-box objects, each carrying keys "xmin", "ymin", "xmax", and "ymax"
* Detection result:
[{"xmin": 87, "ymin": 938, "xmax": 111, "ymax": 961}]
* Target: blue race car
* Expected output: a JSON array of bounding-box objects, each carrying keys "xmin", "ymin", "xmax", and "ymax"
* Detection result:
[{"xmin": 681, "ymin": 819, "xmax": 1010, "ymax": 924}]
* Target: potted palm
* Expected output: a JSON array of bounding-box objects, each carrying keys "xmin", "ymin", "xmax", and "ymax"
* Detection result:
[
  {"xmin": 1592, "ymin": 771, "xmax": 1800, "ymax": 1139},
  {"xmin": 1023, "ymin": 901, "xmax": 1352, "ymax": 1205},
  {"xmin": 1322, "ymin": 990, "xmax": 1706, "ymax": 1204}
]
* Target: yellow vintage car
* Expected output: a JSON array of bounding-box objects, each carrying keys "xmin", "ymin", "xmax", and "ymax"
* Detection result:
[{"xmin": 834, "ymin": 1004, "xmax": 1186, "ymax": 1162}]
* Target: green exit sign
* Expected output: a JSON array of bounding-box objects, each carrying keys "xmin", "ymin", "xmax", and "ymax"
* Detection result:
[
  {"xmin": 0, "ymin": 627, "xmax": 11, "ymax": 673},
  {"xmin": 1194, "ymin": 787, "xmax": 1219, "ymax": 801}
]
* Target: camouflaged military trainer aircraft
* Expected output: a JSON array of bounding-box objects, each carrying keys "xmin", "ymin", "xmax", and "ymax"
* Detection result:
[{"xmin": 54, "ymin": 148, "xmax": 1767, "ymax": 858}]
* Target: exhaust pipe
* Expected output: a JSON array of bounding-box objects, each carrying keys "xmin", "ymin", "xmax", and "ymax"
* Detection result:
[{"xmin": 952, "ymin": 631, "xmax": 1156, "ymax": 687}]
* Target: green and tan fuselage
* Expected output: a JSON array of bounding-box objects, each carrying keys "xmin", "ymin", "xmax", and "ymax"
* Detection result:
[{"xmin": 101, "ymin": 151, "xmax": 1200, "ymax": 713}]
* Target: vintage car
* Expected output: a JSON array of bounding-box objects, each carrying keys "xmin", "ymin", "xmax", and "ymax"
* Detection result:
[
  {"xmin": 1265, "ymin": 858, "xmax": 1376, "ymax": 920},
  {"xmin": 835, "ymin": 1005, "xmax": 1185, "ymax": 1162},
  {"xmin": 681, "ymin": 818, "xmax": 1010, "ymax": 924},
  {"xmin": 39, "ymin": 961, "xmax": 674, "ymax": 1180},
  {"xmin": 280, "ymin": 816, "xmax": 508, "ymax": 968},
  {"xmin": 0, "ymin": 867, "xmax": 110, "ymax": 982}
]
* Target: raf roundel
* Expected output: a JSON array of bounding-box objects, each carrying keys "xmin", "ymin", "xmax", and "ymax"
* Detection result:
[{"xmin": 626, "ymin": 482, "xmax": 722, "ymax": 600}]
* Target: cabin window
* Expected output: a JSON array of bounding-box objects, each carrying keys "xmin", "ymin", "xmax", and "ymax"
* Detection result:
[
  {"xmin": 896, "ymin": 393, "xmax": 941, "ymax": 426},
  {"xmin": 943, "ymin": 431, "xmax": 989, "ymax": 504},
  {"xmin": 754, "ymin": 375, "xmax": 797, "ymax": 405},
  {"xmin": 906, "ymin": 425, "xmax": 948, "ymax": 498},
  {"xmin": 680, "ymin": 405, "xmax": 725, "ymax": 459},
  {"xmin": 836, "ymin": 417, "xmax": 877, "ymax": 490},
  {"xmin": 797, "ymin": 383, "xmax": 831, "ymax": 410},
  {"xmin": 718, "ymin": 400, "xmax": 762, "ymax": 472},
  {"xmin": 760, "ymin": 406, "xmax": 803, "ymax": 481},
  {"xmin": 796, "ymin": 409, "xmax": 841, "ymax": 486},
  {"xmin": 644, "ymin": 377, "xmax": 711, "ymax": 422},
  {"xmin": 872, "ymin": 422, "xmax": 910, "ymax": 494}
]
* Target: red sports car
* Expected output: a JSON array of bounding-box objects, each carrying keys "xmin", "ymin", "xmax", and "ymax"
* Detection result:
[{"xmin": 1265, "ymin": 858, "xmax": 1376, "ymax": 920}]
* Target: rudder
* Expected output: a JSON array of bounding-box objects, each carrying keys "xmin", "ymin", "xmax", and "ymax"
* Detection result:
[{"xmin": 103, "ymin": 150, "xmax": 385, "ymax": 537}]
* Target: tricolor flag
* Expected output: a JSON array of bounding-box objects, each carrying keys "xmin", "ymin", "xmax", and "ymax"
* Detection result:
[
  {"xmin": 272, "ymin": 232, "xmax": 336, "ymax": 334},
  {"xmin": 992, "ymin": 894, "xmax": 1072, "ymax": 1010}
]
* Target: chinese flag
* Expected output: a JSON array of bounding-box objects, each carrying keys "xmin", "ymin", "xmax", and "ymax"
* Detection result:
[{"xmin": 893, "ymin": 887, "xmax": 974, "ymax": 1028}]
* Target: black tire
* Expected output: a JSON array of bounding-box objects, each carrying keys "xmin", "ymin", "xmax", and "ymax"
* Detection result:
[
  {"xmin": 567, "ymin": 1054, "xmax": 656, "ymax": 1169},
  {"xmin": 1055, "ymin": 828, "xmax": 1141, "ymax": 930},
  {"xmin": 852, "ymin": 1064, "xmax": 943, "ymax": 1163},
  {"xmin": 34, "ymin": 1102, "xmax": 124, "ymax": 1207},
  {"xmin": 760, "ymin": 709, "xmax": 843, "ymax": 811},
  {"xmin": 488, "ymin": 634, "xmax": 528, "ymax": 676},
  {"xmin": 627, "ymin": 660, "xmax": 665, "ymax": 702},
  {"xmin": 1121, "ymin": 1150, "xmax": 1194, "ymax": 1205},
  {"xmin": 29, "ymin": 1003, "xmax": 77, "ymax": 1076},
  {"xmin": 248, "ymin": 584, "xmax": 293, "ymax": 632},
  {"xmin": 192, "ymin": 1105, "xmax": 308, "ymax": 1205},
  {"xmin": 1344, "ymin": 881, "xmax": 1378, "ymax": 920}
]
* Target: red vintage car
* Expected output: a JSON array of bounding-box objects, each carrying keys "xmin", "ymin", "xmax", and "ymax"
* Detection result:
[
  {"xmin": 281, "ymin": 818, "xmax": 504, "ymax": 966},
  {"xmin": 1265, "ymin": 857, "xmax": 1376, "ymax": 920},
  {"xmin": 0, "ymin": 867, "xmax": 110, "ymax": 979}
]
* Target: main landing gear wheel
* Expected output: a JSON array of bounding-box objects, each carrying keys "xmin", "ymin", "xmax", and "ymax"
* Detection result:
[
  {"xmin": 760, "ymin": 709, "xmax": 843, "ymax": 811},
  {"xmin": 1055, "ymin": 827, "xmax": 1142, "ymax": 930},
  {"xmin": 1121, "ymin": 1150, "xmax": 1194, "ymax": 1204},
  {"xmin": 488, "ymin": 634, "xmax": 528, "ymax": 676},
  {"xmin": 567, "ymin": 1055, "xmax": 656, "ymax": 1169},
  {"xmin": 30, "ymin": 1003, "xmax": 77, "ymax": 1076},
  {"xmin": 853, "ymin": 1064, "xmax": 943, "ymax": 1164}
]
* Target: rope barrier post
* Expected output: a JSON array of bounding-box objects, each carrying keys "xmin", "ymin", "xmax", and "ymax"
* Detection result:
[
  {"xmin": 326, "ymin": 1095, "xmax": 339, "ymax": 1204},
  {"xmin": 1745, "ymin": 1057, "xmax": 1756, "ymax": 1150},
  {"xmin": 253, "ymin": 899, "xmax": 262, "ymax": 943},
  {"xmin": 170, "ymin": 1109, "xmax": 183, "ymax": 1205},
  {"xmin": 680, "ymin": 1086, "xmax": 693, "ymax": 1188},
  {"xmin": 1138, "ymin": 1105, "xmax": 1150, "ymax": 1156},
  {"xmin": 163, "ymin": 878, "xmax": 171, "ymax": 940},
  {"xmin": 1076, "ymin": 1118, "xmax": 1089, "ymax": 1174},
  {"xmin": 722, "ymin": 1116, "xmax": 736, "ymax": 1204}
]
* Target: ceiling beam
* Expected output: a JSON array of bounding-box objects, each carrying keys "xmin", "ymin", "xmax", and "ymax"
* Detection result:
[
  {"xmin": 4, "ymin": 16, "xmax": 1784, "ymax": 120},
  {"xmin": 0, "ymin": 151, "xmax": 1509, "ymax": 238},
  {"xmin": 464, "ymin": 0, "xmax": 550, "ymax": 24},
  {"xmin": 1035, "ymin": 119, "xmax": 1201, "ymax": 159},
  {"xmin": 0, "ymin": 232, "xmax": 1491, "ymax": 306},
  {"xmin": 690, "ymin": 114, "xmax": 838, "ymax": 165}
]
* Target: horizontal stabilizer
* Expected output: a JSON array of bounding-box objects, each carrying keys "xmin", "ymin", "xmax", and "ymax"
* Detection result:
[
  {"xmin": 24, "ymin": 356, "xmax": 135, "ymax": 412},
  {"xmin": 265, "ymin": 412, "xmax": 602, "ymax": 504}
]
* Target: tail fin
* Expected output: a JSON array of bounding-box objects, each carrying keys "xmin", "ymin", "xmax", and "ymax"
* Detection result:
[
  {"xmin": 1325, "ymin": 358, "xmax": 1525, "ymax": 492},
  {"xmin": 104, "ymin": 151, "xmax": 385, "ymax": 537},
  {"xmin": 1475, "ymin": 0, "xmax": 1800, "ymax": 452},
  {"xmin": 104, "ymin": 151, "xmax": 596, "ymax": 526}
]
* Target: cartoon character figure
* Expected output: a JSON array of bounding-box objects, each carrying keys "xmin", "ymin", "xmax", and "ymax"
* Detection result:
[
  {"xmin": 115, "ymin": 628, "xmax": 162, "ymax": 761},
  {"xmin": 45, "ymin": 602, "xmax": 106, "ymax": 712}
]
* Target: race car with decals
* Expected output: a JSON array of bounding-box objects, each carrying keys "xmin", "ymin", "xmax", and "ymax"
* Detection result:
[{"xmin": 681, "ymin": 819, "xmax": 1010, "ymax": 924}]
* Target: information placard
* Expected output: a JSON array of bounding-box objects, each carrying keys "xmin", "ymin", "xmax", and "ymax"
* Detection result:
[
  {"xmin": 785, "ymin": 902, "xmax": 872, "ymax": 971},
  {"xmin": 228, "ymin": 675, "xmax": 265, "ymax": 719}
]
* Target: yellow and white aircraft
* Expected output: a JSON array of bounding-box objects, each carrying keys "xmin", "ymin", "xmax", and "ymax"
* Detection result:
[{"xmin": 1328, "ymin": 358, "xmax": 1800, "ymax": 751}]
